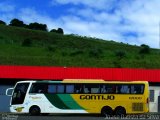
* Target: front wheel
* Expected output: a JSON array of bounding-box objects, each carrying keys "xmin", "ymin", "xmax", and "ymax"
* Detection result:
[{"xmin": 29, "ymin": 106, "xmax": 41, "ymax": 116}]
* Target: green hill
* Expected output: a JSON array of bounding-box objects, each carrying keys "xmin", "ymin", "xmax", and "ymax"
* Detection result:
[{"xmin": 0, "ymin": 24, "xmax": 160, "ymax": 68}]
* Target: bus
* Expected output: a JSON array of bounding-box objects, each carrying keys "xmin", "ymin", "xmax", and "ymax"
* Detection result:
[{"xmin": 6, "ymin": 79, "xmax": 149, "ymax": 116}]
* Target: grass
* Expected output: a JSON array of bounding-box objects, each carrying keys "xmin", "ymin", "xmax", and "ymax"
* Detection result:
[{"xmin": 0, "ymin": 24, "xmax": 160, "ymax": 68}]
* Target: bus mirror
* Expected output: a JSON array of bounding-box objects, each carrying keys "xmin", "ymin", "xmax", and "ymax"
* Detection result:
[{"xmin": 6, "ymin": 88, "xmax": 14, "ymax": 96}]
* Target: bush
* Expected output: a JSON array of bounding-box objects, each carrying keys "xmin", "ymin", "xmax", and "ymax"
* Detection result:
[
  {"xmin": 47, "ymin": 45, "xmax": 56, "ymax": 52},
  {"xmin": 61, "ymin": 51, "xmax": 68, "ymax": 56},
  {"xmin": 113, "ymin": 61, "xmax": 122, "ymax": 68},
  {"xmin": 0, "ymin": 20, "xmax": 6, "ymax": 25},
  {"xmin": 115, "ymin": 50, "xmax": 126, "ymax": 60},
  {"xmin": 89, "ymin": 48, "xmax": 103, "ymax": 58},
  {"xmin": 22, "ymin": 38, "xmax": 32, "ymax": 47},
  {"xmin": 139, "ymin": 44, "xmax": 150, "ymax": 54},
  {"xmin": 70, "ymin": 50, "xmax": 84, "ymax": 56}
]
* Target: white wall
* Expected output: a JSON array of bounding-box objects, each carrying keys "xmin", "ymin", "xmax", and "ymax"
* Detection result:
[{"xmin": 149, "ymin": 86, "xmax": 160, "ymax": 112}]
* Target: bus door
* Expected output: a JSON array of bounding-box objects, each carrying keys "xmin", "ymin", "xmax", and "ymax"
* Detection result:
[{"xmin": 11, "ymin": 83, "xmax": 29, "ymax": 105}]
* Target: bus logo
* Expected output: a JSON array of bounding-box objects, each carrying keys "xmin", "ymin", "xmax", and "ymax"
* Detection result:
[{"xmin": 80, "ymin": 95, "xmax": 115, "ymax": 100}]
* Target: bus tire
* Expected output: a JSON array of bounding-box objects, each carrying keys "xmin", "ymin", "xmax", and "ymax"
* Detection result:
[
  {"xmin": 101, "ymin": 106, "xmax": 113, "ymax": 117},
  {"xmin": 29, "ymin": 105, "xmax": 41, "ymax": 116},
  {"xmin": 114, "ymin": 106, "xmax": 126, "ymax": 117}
]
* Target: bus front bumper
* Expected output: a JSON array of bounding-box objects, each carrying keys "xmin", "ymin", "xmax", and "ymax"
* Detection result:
[{"xmin": 10, "ymin": 106, "xmax": 28, "ymax": 113}]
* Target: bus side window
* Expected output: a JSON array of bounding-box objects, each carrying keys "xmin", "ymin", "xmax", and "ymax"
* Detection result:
[
  {"xmin": 83, "ymin": 85, "xmax": 92, "ymax": 94},
  {"xmin": 75, "ymin": 84, "xmax": 83, "ymax": 93},
  {"xmin": 30, "ymin": 83, "xmax": 48, "ymax": 93},
  {"xmin": 101, "ymin": 85, "xmax": 116, "ymax": 94},
  {"xmin": 66, "ymin": 85, "xmax": 74, "ymax": 93},
  {"xmin": 91, "ymin": 85, "xmax": 100, "ymax": 93},
  {"xmin": 117, "ymin": 85, "xmax": 130, "ymax": 94},
  {"xmin": 116, "ymin": 86, "xmax": 121, "ymax": 94},
  {"xmin": 101, "ymin": 85, "xmax": 106, "ymax": 93},
  {"xmin": 83, "ymin": 84, "xmax": 100, "ymax": 94},
  {"xmin": 84, "ymin": 85, "xmax": 90, "ymax": 94},
  {"xmin": 57, "ymin": 85, "xmax": 65, "ymax": 93},
  {"xmin": 48, "ymin": 85, "xmax": 56, "ymax": 93},
  {"xmin": 131, "ymin": 85, "xmax": 144, "ymax": 94},
  {"xmin": 136, "ymin": 85, "xmax": 143, "ymax": 94},
  {"xmin": 101, "ymin": 85, "xmax": 109, "ymax": 93}
]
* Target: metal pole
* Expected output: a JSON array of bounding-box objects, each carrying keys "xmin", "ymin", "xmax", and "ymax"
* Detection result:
[{"xmin": 159, "ymin": 21, "xmax": 160, "ymax": 49}]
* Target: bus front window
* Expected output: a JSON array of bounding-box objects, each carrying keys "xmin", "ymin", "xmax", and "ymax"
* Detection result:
[{"xmin": 11, "ymin": 83, "xmax": 29, "ymax": 105}]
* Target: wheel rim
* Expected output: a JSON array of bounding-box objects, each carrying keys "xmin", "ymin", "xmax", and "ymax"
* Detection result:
[
  {"xmin": 32, "ymin": 108, "xmax": 38, "ymax": 114},
  {"xmin": 30, "ymin": 107, "xmax": 40, "ymax": 115},
  {"xmin": 102, "ymin": 107, "xmax": 113, "ymax": 116},
  {"xmin": 115, "ymin": 108, "xmax": 126, "ymax": 116}
]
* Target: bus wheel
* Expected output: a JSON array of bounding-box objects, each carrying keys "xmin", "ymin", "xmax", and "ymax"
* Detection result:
[
  {"xmin": 114, "ymin": 106, "xmax": 126, "ymax": 117},
  {"xmin": 29, "ymin": 106, "xmax": 41, "ymax": 116},
  {"xmin": 101, "ymin": 106, "xmax": 113, "ymax": 117}
]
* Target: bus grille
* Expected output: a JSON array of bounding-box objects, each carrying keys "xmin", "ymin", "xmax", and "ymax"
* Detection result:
[{"xmin": 132, "ymin": 103, "xmax": 143, "ymax": 111}]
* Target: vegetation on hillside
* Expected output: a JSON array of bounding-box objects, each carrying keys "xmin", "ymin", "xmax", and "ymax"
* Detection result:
[
  {"xmin": 0, "ymin": 19, "xmax": 160, "ymax": 68},
  {"xmin": 4, "ymin": 18, "xmax": 64, "ymax": 34}
]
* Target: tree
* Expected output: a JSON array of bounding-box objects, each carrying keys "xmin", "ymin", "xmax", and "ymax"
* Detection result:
[
  {"xmin": 28, "ymin": 22, "xmax": 47, "ymax": 31},
  {"xmin": 57, "ymin": 28, "xmax": 64, "ymax": 34},
  {"xmin": 0, "ymin": 20, "xmax": 6, "ymax": 25},
  {"xmin": 50, "ymin": 28, "xmax": 64, "ymax": 34},
  {"xmin": 9, "ymin": 18, "xmax": 25, "ymax": 27},
  {"xmin": 139, "ymin": 44, "xmax": 150, "ymax": 54},
  {"xmin": 50, "ymin": 29, "xmax": 57, "ymax": 33}
]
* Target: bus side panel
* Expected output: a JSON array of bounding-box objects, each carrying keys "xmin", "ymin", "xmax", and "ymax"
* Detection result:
[{"xmin": 71, "ymin": 94, "xmax": 147, "ymax": 114}]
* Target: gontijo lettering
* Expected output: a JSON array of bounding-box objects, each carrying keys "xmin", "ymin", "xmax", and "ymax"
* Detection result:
[{"xmin": 80, "ymin": 95, "xmax": 115, "ymax": 100}]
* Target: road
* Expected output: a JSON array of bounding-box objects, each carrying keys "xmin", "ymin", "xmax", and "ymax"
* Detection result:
[
  {"xmin": 0, "ymin": 113, "xmax": 160, "ymax": 120},
  {"xmin": 1, "ymin": 114, "xmax": 102, "ymax": 120}
]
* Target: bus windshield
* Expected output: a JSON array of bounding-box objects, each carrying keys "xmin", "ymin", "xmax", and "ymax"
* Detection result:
[{"xmin": 11, "ymin": 83, "xmax": 29, "ymax": 105}]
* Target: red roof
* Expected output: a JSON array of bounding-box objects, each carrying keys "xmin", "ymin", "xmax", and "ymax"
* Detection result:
[{"xmin": 0, "ymin": 65, "xmax": 160, "ymax": 82}]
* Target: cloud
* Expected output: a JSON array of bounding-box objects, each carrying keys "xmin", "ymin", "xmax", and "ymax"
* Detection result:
[
  {"xmin": 52, "ymin": 0, "xmax": 117, "ymax": 10},
  {"xmin": 59, "ymin": 15, "xmax": 122, "ymax": 42},
  {"xmin": 117, "ymin": 0, "xmax": 160, "ymax": 48},
  {"xmin": 0, "ymin": 2, "xmax": 15, "ymax": 12},
  {"xmin": 0, "ymin": 2, "xmax": 15, "ymax": 23}
]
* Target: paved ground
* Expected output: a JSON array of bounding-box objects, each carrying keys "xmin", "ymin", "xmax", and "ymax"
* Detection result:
[
  {"xmin": 1, "ymin": 114, "xmax": 102, "ymax": 120},
  {"xmin": 0, "ymin": 113, "xmax": 160, "ymax": 120}
]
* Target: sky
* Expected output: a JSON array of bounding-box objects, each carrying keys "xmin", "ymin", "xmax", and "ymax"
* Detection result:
[{"xmin": 0, "ymin": 0, "xmax": 160, "ymax": 48}]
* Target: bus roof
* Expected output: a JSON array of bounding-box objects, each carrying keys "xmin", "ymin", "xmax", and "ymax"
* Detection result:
[
  {"xmin": 16, "ymin": 79, "xmax": 148, "ymax": 84},
  {"xmin": 62, "ymin": 79, "xmax": 148, "ymax": 84}
]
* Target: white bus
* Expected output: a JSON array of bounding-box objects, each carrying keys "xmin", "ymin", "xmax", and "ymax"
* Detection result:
[{"xmin": 6, "ymin": 80, "xmax": 149, "ymax": 116}]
